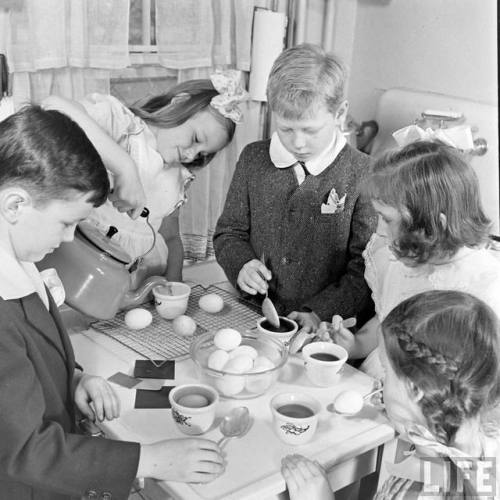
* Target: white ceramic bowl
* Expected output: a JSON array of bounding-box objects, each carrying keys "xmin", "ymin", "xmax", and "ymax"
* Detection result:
[
  {"xmin": 270, "ymin": 392, "xmax": 321, "ymax": 445},
  {"xmin": 256, "ymin": 316, "xmax": 298, "ymax": 344},
  {"xmin": 190, "ymin": 331, "xmax": 288, "ymax": 399},
  {"xmin": 152, "ymin": 282, "xmax": 191, "ymax": 320},
  {"xmin": 168, "ymin": 383, "xmax": 219, "ymax": 435},
  {"xmin": 302, "ymin": 342, "xmax": 348, "ymax": 387}
]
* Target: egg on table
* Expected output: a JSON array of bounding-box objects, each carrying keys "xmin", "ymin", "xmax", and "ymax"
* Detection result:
[
  {"xmin": 124, "ymin": 308, "xmax": 153, "ymax": 330},
  {"xmin": 216, "ymin": 375, "xmax": 245, "ymax": 397},
  {"xmin": 223, "ymin": 354, "xmax": 254, "ymax": 374},
  {"xmin": 228, "ymin": 345, "xmax": 259, "ymax": 360},
  {"xmin": 334, "ymin": 390, "xmax": 364, "ymax": 415},
  {"xmin": 214, "ymin": 328, "xmax": 242, "ymax": 351},
  {"xmin": 172, "ymin": 314, "xmax": 197, "ymax": 337},
  {"xmin": 252, "ymin": 355, "xmax": 275, "ymax": 372},
  {"xmin": 199, "ymin": 293, "xmax": 224, "ymax": 313},
  {"xmin": 207, "ymin": 349, "xmax": 230, "ymax": 371},
  {"xmin": 177, "ymin": 394, "xmax": 210, "ymax": 408}
]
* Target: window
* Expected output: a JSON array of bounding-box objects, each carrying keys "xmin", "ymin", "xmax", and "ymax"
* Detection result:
[{"xmin": 129, "ymin": 0, "xmax": 158, "ymax": 63}]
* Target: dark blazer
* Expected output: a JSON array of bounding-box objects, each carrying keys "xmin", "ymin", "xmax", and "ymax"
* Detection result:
[
  {"xmin": 214, "ymin": 140, "xmax": 376, "ymax": 321},
  {"xmin": 0, "ymin": 291, "xmax": 140, "ymax": 500}
]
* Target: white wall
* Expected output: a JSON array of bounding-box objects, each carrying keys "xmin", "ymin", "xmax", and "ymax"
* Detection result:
[{"xmin": 346, "ymin": 0, "xmax": 498, "ymax": 121}]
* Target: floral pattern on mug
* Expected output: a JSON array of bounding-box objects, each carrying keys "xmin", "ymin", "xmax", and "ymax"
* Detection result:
[
  {"xmin": 172, "ymin": 408, "xmax": 192, "ymax": 427},
  {"xmin": 281, "ymin": 422, "xmax": 310, "ymax": 435}
]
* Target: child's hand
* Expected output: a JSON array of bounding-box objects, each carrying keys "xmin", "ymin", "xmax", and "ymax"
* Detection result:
[
  {"xmin": 74, "ymin": 373, "xmax": 120, "ymax": 422},
  {"xmin": 288, "ymin": 311, "xmax": 321, "ymax": 333},
  {"xmin": 237, "ymin": 259, "xmax": 271, "ymax": 295},
  {"xmin": 329, "ymin": 315, "xmax": 355, "ymax": 355},
  {"xmin": 110, "ymin": 165, "xmax": 147, "ymax": 219},
  {"xmin": 138, "ymin": 439, "xmax": 225, "ymax": 483},
  {"xmin": 281, "ymin": 454, "xmax": 334, "ymax": 500}
]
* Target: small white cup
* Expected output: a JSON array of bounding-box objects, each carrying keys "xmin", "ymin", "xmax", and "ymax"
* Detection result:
[
  {"xmin": 256, "ymin": 316, "xmax": 298, "ymax": 344},
  {"xmin": 169, "ymin": 383, "xmax": 219, "ymax": 435},
  {"xmin": 270, "ymin": 392, "xmax": 321, "ymax": 445},
  {"xmin": 302, "ymin": 342, "xmax": 348, "ymax": 387},
  {"xmin": 153, "ymin": 282, "xmax": 191, "ymax": 320}
]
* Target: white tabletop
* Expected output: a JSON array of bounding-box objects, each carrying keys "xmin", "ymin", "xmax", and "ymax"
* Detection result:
[{"xmin": 71, "ymin": 325, "xmax": 395, "ymax": 500}]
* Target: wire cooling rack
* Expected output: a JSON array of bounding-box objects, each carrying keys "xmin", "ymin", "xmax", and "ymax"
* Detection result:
[{"xmin": 90, "ymin": 284, "xmax": 262, "ymax": 365}]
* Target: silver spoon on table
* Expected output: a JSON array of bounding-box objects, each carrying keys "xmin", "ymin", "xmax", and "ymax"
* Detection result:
[{"xmin": 217, "ymin": 406, "xmax": 252, "ymax": 448}]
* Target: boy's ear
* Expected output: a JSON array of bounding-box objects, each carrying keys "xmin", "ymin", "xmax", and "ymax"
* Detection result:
[
  {"xmin": 335, "ymin": 100, "xmax": 349, "ymax": 121},
  {"xmin": 0, "ymin": 189, "xmax": 31, "ymax": 223}
]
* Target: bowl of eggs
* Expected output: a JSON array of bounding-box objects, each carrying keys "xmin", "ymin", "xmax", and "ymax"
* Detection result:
[{"xmin": 190, "ymin": 328, "xmax": 288, "ymax": 399}]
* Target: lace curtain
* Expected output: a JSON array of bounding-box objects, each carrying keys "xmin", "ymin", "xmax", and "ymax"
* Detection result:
[{"xmin": 4, "ymin": 0, "xmax": 130, "ymax": 105}]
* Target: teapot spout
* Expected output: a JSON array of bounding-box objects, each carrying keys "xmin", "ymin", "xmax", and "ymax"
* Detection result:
[{"xmin": 121, "ymin": 275, "xmax": 170, "ymax": 310}]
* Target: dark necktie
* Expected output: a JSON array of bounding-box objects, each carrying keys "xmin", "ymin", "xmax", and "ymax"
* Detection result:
[{"xmin": 297, "ymin": 161, "xmax": 310, "ymax": 177}]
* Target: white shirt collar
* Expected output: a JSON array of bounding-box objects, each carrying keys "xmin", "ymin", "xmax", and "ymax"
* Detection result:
[
  {"xmin": 0, "ymin": 245, "xmax": 49, "ymax": 308},
  {"xmin": 269, "ymin": 129, "xmax": 347, "ymax": 181}
]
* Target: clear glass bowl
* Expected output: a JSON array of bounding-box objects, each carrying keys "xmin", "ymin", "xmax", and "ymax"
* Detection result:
[{"xmin": 190, "ymin": 331, "xmax": 288, "ymax": 399}]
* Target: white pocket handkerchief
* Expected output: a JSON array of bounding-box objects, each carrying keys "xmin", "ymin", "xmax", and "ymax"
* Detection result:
[{"xmin": 321, "ymin": 188, "xmax": 346, "ymax": 214}]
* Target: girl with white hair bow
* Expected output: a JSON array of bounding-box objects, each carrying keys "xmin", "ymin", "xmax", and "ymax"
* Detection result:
[{"xmin": 42, "ymin": 70, "xmax": 247, "ymax": 284}]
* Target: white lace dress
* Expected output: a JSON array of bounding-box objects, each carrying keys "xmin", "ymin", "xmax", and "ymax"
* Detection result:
[{"xmin": 361, "ymin": 234, "xmax": 500, "ymax": 377}]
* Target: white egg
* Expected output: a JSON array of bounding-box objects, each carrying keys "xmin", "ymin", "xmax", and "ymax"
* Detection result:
[
  {"xmin": 177, "ymin": 394, "xmax": 209, "ymax": 408},
  {"xmin": 214, "ymin": 328, "xmax": 242, "ymax": 351},
  {"xmin": 172, "ymin": 315, "xmax": 197, "ymax": 337},
  {"xmin": 207, "ymin": 349, "xmax": 230, "ymax": 371},
  {"xmin": 228, "ymin": 345, "xmax": 259, "ymax": 360},
  {"xmin": 224, "ymin": 354, "xmax": 254, "ymax": 374},
  {"xmin": 245, "ymin": 367, "xmax": 274, "ymax": 394},
  {"xmin": 215, "ymin": 375, "xmax": 245, "ymax": 396},
  {"xmin": 124, "ymin": 308, "xmax": 153, "ymax": 330},
  {"xmin": 199, "ymin": 293, "xmax": 225, "ymax": 313},
  {"xmin": 252, "ymin": 355, "xmax": 276, "ymax": 372},
  {"xmin": 334, "ymin": 390, "xmax": 364, "ymax": 415}
]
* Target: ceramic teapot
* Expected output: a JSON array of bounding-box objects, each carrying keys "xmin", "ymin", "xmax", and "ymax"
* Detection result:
[{"xmin": 37, "ymin": 220, "xmax": 169, "ymax": 320}]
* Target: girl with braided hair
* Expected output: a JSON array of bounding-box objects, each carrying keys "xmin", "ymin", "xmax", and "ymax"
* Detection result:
[
  {"xmin": 282, "ymin": 290, "xmax": 500, "ymax": 499},
  {"xmin": 324, "ymin": 140, "xmax": 500, "ymax": 377}
]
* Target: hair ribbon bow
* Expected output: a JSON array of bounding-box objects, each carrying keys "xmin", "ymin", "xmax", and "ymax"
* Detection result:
[{"xmin": 210, "ymin": 69, "xmax": 248, "ymax": 124}]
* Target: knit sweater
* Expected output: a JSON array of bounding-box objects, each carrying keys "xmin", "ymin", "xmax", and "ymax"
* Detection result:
[{"xmin": 213, "ymin": 140, "xmax": 376, "ymax": 321}]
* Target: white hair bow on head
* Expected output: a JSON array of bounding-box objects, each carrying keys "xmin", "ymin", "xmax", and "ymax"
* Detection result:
[
  {"xmin": 392, "ymin": 124, "xmax": 474, "ymax": 151},
  {"xmin": 210, "ymin": 69, "xmax": 248, "ymax": 124}
]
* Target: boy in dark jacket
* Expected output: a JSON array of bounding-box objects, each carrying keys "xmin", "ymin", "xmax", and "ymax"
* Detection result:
[{"xmin": 214, "ymin": 43, "xmax": 376, "ymax": 333}]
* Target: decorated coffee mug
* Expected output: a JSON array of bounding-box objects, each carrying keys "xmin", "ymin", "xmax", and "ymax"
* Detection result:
[
  {"xmin": 152, "ymin": 282, "xmax": 191, "ymax": 320},
  {"xmin": 302, "ymin": 342, "xmax": 348, "ymax": 387},
  {"xmin": 270, "ymin": 392, "xmax": 321, "ymax": 445},
  {"xmin": 169, "ymin": 383, "xmax": 218, "ymax": 435}
]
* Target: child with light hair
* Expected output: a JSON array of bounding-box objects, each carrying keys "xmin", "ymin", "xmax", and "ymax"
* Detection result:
[{"xmin": 214, "ymin": 43, "xmax": 376, "ymax": 332}]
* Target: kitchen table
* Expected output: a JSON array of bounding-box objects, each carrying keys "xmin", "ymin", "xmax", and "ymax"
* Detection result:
[{"xmin": 68, "ymin": 280, "xmax": 396, "ymax": 500}]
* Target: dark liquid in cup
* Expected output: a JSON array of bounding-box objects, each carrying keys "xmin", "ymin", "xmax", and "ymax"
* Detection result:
[
  {"xmin": 310, "ymin": 352, "xmax": 340, "ymax": 362},
  {"xmin": 261, "ymin": 318, "xmax": 294, "ymax": 333},
  {"xmin": 277, "ymin": 403, "xmax": 314, "ymax": 418}
]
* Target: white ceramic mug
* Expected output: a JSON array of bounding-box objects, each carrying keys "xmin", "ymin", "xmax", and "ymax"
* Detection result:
[
  {"xmin": 302, "ymin": 342, "xmax": 348, "ymax": 387},
  {"xmin": 169, "ymin": 383, "xmax": 219, "ymax": 435},
  {"xmin": 256, "ymin": 316, "xmax": 298, "ymax": 344},
  {"xmin": 152, "ymin": 282, "xmax": 191, "ymax": 320},
  {"xmin": 270, "ymin": 392, "xmax": 321, "ymax": 445}
]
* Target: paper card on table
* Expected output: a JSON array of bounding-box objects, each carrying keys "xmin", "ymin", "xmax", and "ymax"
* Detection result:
[
  {"xmin": 134, "ymin": 387, "xmax": 174, "ymax": 409},
  {"xmin": 108, "ymin": 372, "xmax": 141, "ymax": 389},
  {"xmin": 135, "ymin": 378, "xmax": 166, "ymax": 391},
  {"xmin": 133, "ymin": 360, "xmax": 175, "ymax": 379}
]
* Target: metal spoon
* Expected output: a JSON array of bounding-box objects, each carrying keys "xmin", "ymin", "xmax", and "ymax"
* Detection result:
[
  {"xmin": 258, "ymin": 253, "xmax": 280, "ymax": 328},
  {"xmin": 217, "ymin": 406, "xmax": 251, "ymax": 447}
]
